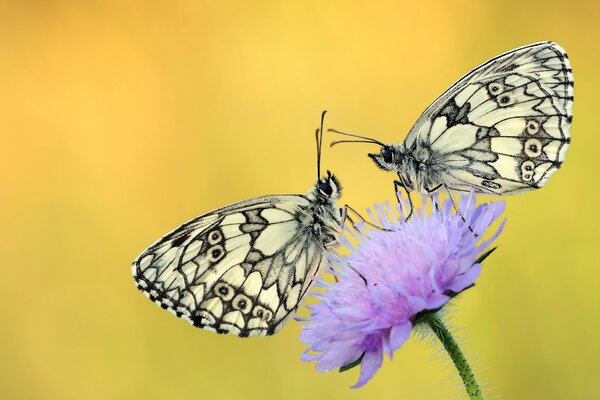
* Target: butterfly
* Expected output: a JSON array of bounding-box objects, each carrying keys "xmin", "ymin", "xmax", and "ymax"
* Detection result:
[
  {"xmin": 331, "ymin": 41, "xmax": 573, "ymax": 203},
  {"xmin": 132, "ymin": 112, "xmax": 347, "ymax": 337}
]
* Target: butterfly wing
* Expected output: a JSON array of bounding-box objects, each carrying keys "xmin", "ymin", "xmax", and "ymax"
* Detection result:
[
  {"xmin": 406, "ymin": 41, "xmax": 573, "ymax": 194},
  {"xmin": 132, "ymin": 195, "xmax": 328, "ymax": 337}
]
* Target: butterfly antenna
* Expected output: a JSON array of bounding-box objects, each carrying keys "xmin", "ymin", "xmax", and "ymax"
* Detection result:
[
  {"xmin": 328, "ymin": 128, "xmax": 386, "ymax": 147},
  {"xmin": 316, "ymin": 110, "xmax": 327, "ymax": 179}
]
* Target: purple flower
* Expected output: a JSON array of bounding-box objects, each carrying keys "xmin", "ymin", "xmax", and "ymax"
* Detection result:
[{"xmin": 299, "ymin": 193, "xmax": 506, "ymax": 388}]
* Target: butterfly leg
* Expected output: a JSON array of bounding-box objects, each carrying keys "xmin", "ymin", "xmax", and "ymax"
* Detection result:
[
  {"xmin": 394, "ymin": 174, "xmax": 413, "ymax": 220},
  {"xmin": 425, "ymin": 184, "xmax": 443, "ymax": 212},
  {"xmin": 443, "ymin": 184, "xmax": 478, "ymax": 237},
  {"xmin": 343, "ymin": 204, "xmax": 391, "ymax": 231},
  {"xmin": 328, "ymin": 252, "xmax": 368, "ymax": 286},
  {"xmin": 338, "ymin": 206, "xmax": 363, "ymax": 236}
]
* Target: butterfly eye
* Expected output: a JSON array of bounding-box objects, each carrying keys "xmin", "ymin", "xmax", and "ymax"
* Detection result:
[
  {"xmin": 318, "ymin": 180, "xmax": 333, "ymax": 196},
  {"xmin": 382, "ymin": 147, "xmax": 393, "ymax": 163}
]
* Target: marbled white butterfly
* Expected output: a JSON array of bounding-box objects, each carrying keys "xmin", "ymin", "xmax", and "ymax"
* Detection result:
[
  {"xmin": 132, "ymin": 112, "xmax": 346, "ymax": 336},
  {"xmin": 331, "ymin": 42, "xmax": 573, "ymax": 201}
]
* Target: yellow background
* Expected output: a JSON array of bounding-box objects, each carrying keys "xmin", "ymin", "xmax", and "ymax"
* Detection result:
[{"xmin": 1, "ymin": 1, "xmax": 598, "ymax": 399}]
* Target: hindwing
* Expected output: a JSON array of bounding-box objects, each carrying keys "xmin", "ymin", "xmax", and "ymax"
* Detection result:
[
  {"xmin": 132, "ymin": 195, "xmax": 327, "ymax": 336},
  {"xmin": 407, "ymin": 41, "xmax": 573, "ymax": 194}
]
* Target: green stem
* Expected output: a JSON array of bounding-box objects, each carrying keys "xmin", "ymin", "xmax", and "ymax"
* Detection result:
[{"xmin": 425, "ymin": 313, "xmax": 483, "ymax": 400}]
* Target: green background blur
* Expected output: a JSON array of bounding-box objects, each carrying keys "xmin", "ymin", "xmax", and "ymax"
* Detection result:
[{"xmin": 1, "ymin": 1, "xmax": 598, "ymax": 399}]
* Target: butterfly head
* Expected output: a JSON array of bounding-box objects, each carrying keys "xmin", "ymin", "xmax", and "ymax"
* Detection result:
[
  {"xmin": 310, "ymin": 170, "xmax": 342, "ymax": 202},
  {"xmin": 368, "ymin": 145, "xmax": 399, "ymax": 172}
]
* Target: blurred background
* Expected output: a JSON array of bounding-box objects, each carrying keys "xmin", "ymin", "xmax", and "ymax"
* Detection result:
[{"xmin": 1, "ymin": 1, "xmax": 598, "ymax": 399}]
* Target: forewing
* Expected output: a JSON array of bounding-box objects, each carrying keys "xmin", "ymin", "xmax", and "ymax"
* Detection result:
[
  {"xmin": 132, "ymin": 195, "xmax": 327, "ymax": 336},
  {"xmin": 406, "ymin": 42, "xmax": 572, "ymax": 194}
]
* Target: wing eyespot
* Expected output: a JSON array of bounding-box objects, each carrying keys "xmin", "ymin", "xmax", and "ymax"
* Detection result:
[
  {"xmin": 521, "ymin": 160, "xmax": 536, "ymax": 181},
  {"xmin": 488, "ymin": 82, "xmax": 504, "ymax": 95},
  {"xmin": 208, "ymin": 230, "xmax": 223, "ymax": 245},
  {"xmin": 214, "ymin": 283, "xmax": 234, "ymax": 301},
  {"xmin": 526, "ymin": 120, "xmax": 541, "ymax": 135},
  {"xmin": 521, "ymin": 160, "xmax": 535, "ymax": 172},
  {"xmin": 524, "ymin": 139, "xmax": 543, "ymax": 158},
  {"xmin": 522, "ymin": 172, "xmax": 533, "ymax": 181},
  {"xmin": 232, "ymin": 294, "xmax": 252, "ymax": 314},
  {"xmin": 252, "ymin": 305, "xmax": 273, "ymax": 322},
  {"xmin": 497, "ymin": 93, "xmax": 513, "ymax": 106},
  {"xmin": 208, "ymin": 245, "xmax": 225, "ymax": 262}
]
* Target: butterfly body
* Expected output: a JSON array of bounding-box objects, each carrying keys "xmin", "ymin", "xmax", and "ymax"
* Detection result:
[
  {"xmin": 370, "ymin": 142, "xmax": 449, "ymax": 194},
  {"xmin": 366, "ymin": 42, "xmax": 573, "ymax": 196},
  {"xmin": 132, "ymin": 172, "xmax": 343, "ymax": 337}
]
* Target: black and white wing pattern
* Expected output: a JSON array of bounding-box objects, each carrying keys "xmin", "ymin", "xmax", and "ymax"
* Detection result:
[
  {"xmin": 133, "ymin": 195, "xmax": 333, "ymax": 337},
  {"xmin": 407, "ymin": 41, "xmax": 573, "ymax": 194}
]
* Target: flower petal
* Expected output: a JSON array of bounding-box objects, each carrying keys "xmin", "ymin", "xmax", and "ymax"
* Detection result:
[
  {"xmin": 352, "ymin": 347, "xmax": 384, "ymax": 388},
  {"xmin": 448, "ymin": 264, "xmax": 482, "ymax": 293},
  {"xmin": 316, "ymin": 342, "xmax": 364, "ymax": 372},
  {"xmin": 389, "ymin": 322, "xmax": 412, "ymax": 351}
]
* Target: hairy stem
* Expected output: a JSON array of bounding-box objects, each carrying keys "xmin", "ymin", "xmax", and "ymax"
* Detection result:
[{"xmin": 425, "ymin": 313, "xmax": 483, "ymax": 399}]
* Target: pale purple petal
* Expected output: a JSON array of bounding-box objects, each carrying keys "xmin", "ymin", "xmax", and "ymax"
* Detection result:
[
  {"xmin": 389, "ymin": 322, "xmax": 412, "ymax": 351},
  {"xmin": 448, "ymin": 263, "xmax": 482, "ymax": 293},
  {"xmin": 352, "ymin": 347, "xmax": 384, "ymax": 388},
  {"xmin": 316, "ymin": 342, "xmax": 364, "ymax": 372}
]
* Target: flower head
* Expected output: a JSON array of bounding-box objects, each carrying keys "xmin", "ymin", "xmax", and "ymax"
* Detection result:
[{"xmin": 299, "ymin": 193, "xmax": 506, "ymax": 388}]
